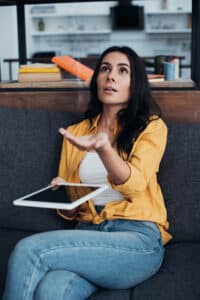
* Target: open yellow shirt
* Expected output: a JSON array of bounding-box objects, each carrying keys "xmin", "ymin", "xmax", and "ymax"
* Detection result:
[{"xmin": 58, "ymin": 115, "xmax": 172, "ymax": 245}]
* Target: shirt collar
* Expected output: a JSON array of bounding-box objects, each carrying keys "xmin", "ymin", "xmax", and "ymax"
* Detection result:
[
  {"xmin": 88, "ymin": 114, "xmax": 101, "ymax": 133},
  {"xmin": 88, "ymin": 114, "xmax": 119, "ymax": 136}
]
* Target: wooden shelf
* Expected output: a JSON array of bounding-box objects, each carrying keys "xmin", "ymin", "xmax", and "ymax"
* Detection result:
[{"xmin": 0, "ymin": 79, "xmax": 195, "ymax": 89}]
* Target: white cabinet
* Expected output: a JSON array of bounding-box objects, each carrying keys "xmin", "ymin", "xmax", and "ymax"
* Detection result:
[
  {"xmin": 31, "ymin": 14, "xmax": 111, "ymax": 36},
  {"xmin": 25, "ymin": 3, "xmax": 114, "ymax": 58},
  {"xmin": 145, "ymin": 10, "xmax": 192, "ymax": 34},
  {"xmin": 29, "ymin": 4, "xmax": 112, "ymax": 37}
]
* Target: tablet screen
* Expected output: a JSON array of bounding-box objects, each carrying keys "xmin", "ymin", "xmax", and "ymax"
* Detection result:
[{"xmin": 23, "ymin": 185, "xmax": 99, "ymax": 203}]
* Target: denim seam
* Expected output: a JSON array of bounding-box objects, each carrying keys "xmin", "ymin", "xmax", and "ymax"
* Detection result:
[
  {"xmin": 38, "ymin": 243, "xmax": 160, "ymax": 256},
  {"xmin": 23, "ymin": 253, "xmax": 45, "ymax": 300},
  {"xmin": 63, "ymin": 273, "xmax": 96, "ymax": 299}
]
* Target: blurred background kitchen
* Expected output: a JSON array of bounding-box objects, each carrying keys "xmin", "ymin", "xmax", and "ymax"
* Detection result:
[{"xmin": 0, "ymin": 0, "xmax": 192, "ymax": 81}]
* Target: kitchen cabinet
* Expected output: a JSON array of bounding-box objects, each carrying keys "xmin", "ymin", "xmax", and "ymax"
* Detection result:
[{"xmin": 145, "ymin": 10, "xmax": 192, "ymax": 34}]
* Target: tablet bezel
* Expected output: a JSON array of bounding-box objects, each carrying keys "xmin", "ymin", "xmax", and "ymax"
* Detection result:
[{"xmin": 13, "ymin": 182, "xmax": 108, "ymax": 210}]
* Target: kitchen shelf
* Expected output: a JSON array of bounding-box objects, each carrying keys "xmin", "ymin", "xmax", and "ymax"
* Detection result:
[
  {"xmin": 146, "ymin": 10, "xmax": 191, "ymax": 15},
  {"xmin": 32, "ymin": 30, "xmax": 111, "ymax": 36},
  {"xmin": 31, "ymin": 12, "xmax": 110, "ymax": 18},
  {"xmin": 146, "ymin": 29, "xmax": 191, "ymax": 34},
  {"xmin": 31, "ymin": 30, "xmax": 111, "ymax": 36}
]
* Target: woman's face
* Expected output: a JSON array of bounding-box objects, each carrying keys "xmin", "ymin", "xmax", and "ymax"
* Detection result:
[{"xmin": 97, "ymin": 51, "xmax": 131, "ymax": 108}]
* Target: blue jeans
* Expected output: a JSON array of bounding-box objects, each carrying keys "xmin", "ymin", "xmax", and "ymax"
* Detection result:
[{"xmin": 2, "ymin": 219, "xmax": 164, "ymax": 300}]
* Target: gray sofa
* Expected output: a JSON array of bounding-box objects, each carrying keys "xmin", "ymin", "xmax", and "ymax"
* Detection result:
[{"xmin": 0, "ymin": 106, "xmax": 200, "ymax": 299}]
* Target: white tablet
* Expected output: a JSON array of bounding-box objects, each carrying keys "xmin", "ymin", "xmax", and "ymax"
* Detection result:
[{"xmin": 13, "ymin": 182, "xmax": 108, "ymax": 210}]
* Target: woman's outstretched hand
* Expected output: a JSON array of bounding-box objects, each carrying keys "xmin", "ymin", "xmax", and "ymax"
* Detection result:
[
  {"xmin": 59, "ymin": 128, "xmax": 109, "ymax": 152},
  {"xmin": 58, "ymin": 128, "xmax": 130, "ymax": 186}
]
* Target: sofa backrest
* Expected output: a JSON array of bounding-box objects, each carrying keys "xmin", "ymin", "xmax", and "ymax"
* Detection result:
[
  {"xmin": 0, "ymin": 107, "xmax": 199, "ymax": 243},
  {"xmin": 0, "ymin": 107, "xmax": 83, "ymax": 232},
  {"xmin": 158, "ymin": 123, "xmax": 200, "ymax": 242}
]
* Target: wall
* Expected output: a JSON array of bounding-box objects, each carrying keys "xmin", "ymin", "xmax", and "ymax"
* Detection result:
[{"xmin": 0, "ymin": 6, "xmax": 18, "ymax": 81}]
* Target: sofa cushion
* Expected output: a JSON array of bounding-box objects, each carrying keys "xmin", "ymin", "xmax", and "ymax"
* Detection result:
[
  {"xmin": 132, "ymin": 242, "xmax": 200, "ymax": 300},
  {"xmin": 88, "ymin": 289, "xmax": 132, "ymax": 300},
  {"xmin": 158, "ymin": 124, "xmax": 200, "ymax": 242},
  {"xmin": 0, "ymin": 107, "xmax": 82, "ymax": 232}
]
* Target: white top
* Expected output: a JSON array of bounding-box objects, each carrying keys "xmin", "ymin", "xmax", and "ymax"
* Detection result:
[{"xmin": 78, "ymin": 151, "xmax": 123, "ymax": 206}]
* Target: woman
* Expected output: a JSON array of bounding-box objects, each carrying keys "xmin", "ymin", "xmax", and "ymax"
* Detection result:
[{"xmin": 3, "ymin": 46, "xmax": 172, "ymax": 300}]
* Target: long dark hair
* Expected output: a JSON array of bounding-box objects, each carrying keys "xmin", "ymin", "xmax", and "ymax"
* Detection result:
[{"xmin": 85, "ymin": 46, "xmax": 161, "ymax": 154}]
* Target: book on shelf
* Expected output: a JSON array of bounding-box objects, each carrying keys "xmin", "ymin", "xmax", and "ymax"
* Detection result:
[
  {"xmin": 18, "ymin": 72, "xmax": 62, "ymax": 82},
  {"xmin": 18, "ymin": 63, "xmax": 62, "ymax": 82},
  {"xmin": 19, "ymin": 63, "xmax": 60, "ymax": 73}
]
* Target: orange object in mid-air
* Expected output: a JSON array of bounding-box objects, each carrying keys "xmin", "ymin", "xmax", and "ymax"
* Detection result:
[{"xmin": 52, "ymin": 55, "xmax": 94, "ymax": 81}]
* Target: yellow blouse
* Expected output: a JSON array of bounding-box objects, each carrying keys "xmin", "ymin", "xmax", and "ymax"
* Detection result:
[{"xmin": 58, "ymin": 115, "xmax": 172, "ymax": 245}]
